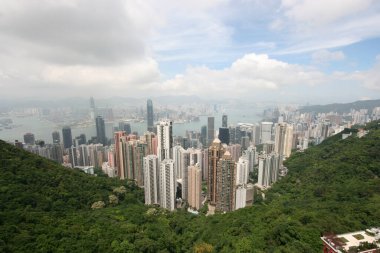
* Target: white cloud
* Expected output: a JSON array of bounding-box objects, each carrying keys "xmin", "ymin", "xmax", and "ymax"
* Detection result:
[
  {"xmin": 155, "ymin": 53, "xmax": 325, "ymax": 98},
  {"xmin": 311, "ymin": 50, "xmax": 345, "ymax": 64},
  {"xmin": 273, "ymin": 0, "xmax": 380, "ymax": 54}
]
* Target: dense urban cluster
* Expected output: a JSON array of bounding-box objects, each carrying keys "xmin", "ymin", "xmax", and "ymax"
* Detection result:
[{"xmin": 10, "ymin": 98, "xmax": 380, "ymax": 215}]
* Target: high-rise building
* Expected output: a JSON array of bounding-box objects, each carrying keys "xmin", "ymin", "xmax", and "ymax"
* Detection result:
[
  {"xmin": 218, "ymin": 127, "xmax": 230, "ymax": 145},
  {"xmin": 23, "ymin": 133, "xmax": 35, "ymax": 145},
  {"xmin": 222, "ymin": 114, "xmax": 228, "ymax": 128},
  {"xmin": 260, "ymin": 122, "xmax": 273, "ymax": 144},
  {"xmin": 208, "ymin": 138, "xmax": 225, "ymax": 205},
  {"xmin": 226, "ymin": 144, "xmax": 241, "ymax": 162},
  {"xmin": 188, "ymin": 164, "xmax": 202, "ymax": 210},
  {"xmin": 244, "ymin": 146, "xmax": 258, "ymax": 172},
  {"xmin": 257, "ymin": 153, "xmax": 280, "ymax": 188},
  {"xmin": 274, "ymin": 123, "xmax": 293, "ymax": 158},
  {"xmin": 207, "ymin": 117, "xmax": 215, "ymax": 146},
  {"xmin": 69, "ymin": 146, "xmax": 78, "ymax": 167},
  {"xmin": 78, "ymin": 144, "xmax": 89, "ymax": 166},
  {"xmin": 216, "ymin": 151, "xmax": 236, "ymax": 212},
  {"xmin": 119, "ymin": 122, "xmax": 131, "ymax": 135},
  {"xmin": 159, "ymin": 159, "xmax": 176, "ymax": 211},
  {"xmin": 52, "ymin": 131, "xmax": 60, "ymax": 144},
  {"xmin": 144, "ymin": 132, "xmax": 156, "ymax": 155},
  {"xmin": 62, "ymin": 126, "xmax": 73, "ymax": 149},
  {"xmin": 114, "ymin": 131, "xmax": 127, "ymax": 179},
  {"xmin": 96, "ymin": 116, "xmax": 107, "ymax": 145},
  {"xmin": 235, "ymin": 185, "xmax": 247, "ymax": 210},
  {"xmin": 147, "ymin": 99, "xmax": 154, "ymax": 132},
  {"xmin": 144, "ymin": 155, "xmax": 160, "ymax": 205},
  {"xmin": 51, "ymin": 143, "xmax": 64, "ymax": 164},
  {"xmin": 90, "ymin": 97, "xmax": 96, "ymax": 120},
  {"xmin": 236, "ymin": 157, "xmax": 249, "ymax": 185},
  {"xmin": 157, "ymin": 121, "xmax": 173, "ymax": 161},
  {"xmin": 200, "ymin": 125, "xmax": 207, "ymax": 147}
]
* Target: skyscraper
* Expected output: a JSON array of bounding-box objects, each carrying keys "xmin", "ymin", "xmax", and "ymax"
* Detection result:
[
  {"xmin": 218, "ymin": 127, "xmax": 230, "ymax": 145},
  {"xmin": 159, "ymin": 159, "xmax": 176, "ymax": 211},
  {"xmin": 200, "ymin": 125, "xmax": 207, "ymax": 147},
  {"xmin": 257, "ymin": 153, "xmax": 280, "ymax": 188},
  {"xmin": 274, "ymin": 123, "xmax": 293, "ymax": 159},
  {"xmin": 96, "ymin": 116, "xmax": 107, "ymax": 145},
  {"xmin": 157, "ymin": 121, "xmax": 173, "ymax": 161},
  {"xmin": 119, "ymin": 122, "xmax": 131, "ymax": 135},
  {"xmin": 62, "ymin": 126, "xmax": 73, "ymax": 149},
  {"xmin": 216, "ymin": 151, "xmax": 236, "ymax": 212},
  {"xmin": 147, "ymin": 99, "xmax": 154, "ymax": 132},
  {"xmin": 207, "ymin": 117, "xmax": 215, "ymax": 146},
  {"xmin": 222, "ymin": 114, "xmax": 228, "ymax": 128},
  {"xmin": 208, "ymin": 138, "xmax": 225, "ymax": 205},
  {"xmin": 114, "ymin": 131, "xmax": 127, "ymax": 179},
  {"xmin": 260, "ymin": 122, "xmax": 273, "ymax": 144},
  {"xmin": 90, "ymin": 97, "xmax": 96, "ymax": 120},
  {"xmin": 236, "ymin": 157, "xmax": 249, "ymax": 185},
  {"xmin": 23, "ymin": 133, "xmax": 35, "ymax": 145},
  {"xmin": 52, "ymin": 131, "xmax": 60, "ymax": 144},
  {"xmin": 144, "ymin": 155, "xmax": 159, "ymax": 205},
  {"xmin": 188, "ymin": 164, "xmax": 202, "ymax": 210}
]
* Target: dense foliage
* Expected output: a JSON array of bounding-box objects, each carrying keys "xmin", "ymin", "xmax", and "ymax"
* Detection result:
[{"xmin": 1, "ymin": 121, "xmax": 380, "ymax": 252}]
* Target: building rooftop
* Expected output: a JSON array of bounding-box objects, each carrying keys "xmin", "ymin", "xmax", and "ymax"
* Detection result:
[{"xmin": 321, "ymin": 227, "xmax": 380, "ymax": 252}]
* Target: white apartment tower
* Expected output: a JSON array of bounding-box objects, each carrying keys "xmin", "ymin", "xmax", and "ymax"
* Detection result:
[
  {"xmin": 159, "ymin": 159, "xmax": 176, "ymax": 211},
  {"xmin": 143, "ymin": 155, "xmax": 160, "ymax": 205},
  {"xmin": 274, "ymin": 123, "xmax": 293, "ymax": 158},
  {"xmin": 157, "ymin": 121, "xmax": 173, "ymax": 162},
  {"xmin": 260, "ymin": 122, "xmax": 273, "ymax": 144}
]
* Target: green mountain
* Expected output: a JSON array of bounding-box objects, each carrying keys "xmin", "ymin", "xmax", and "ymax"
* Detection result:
[
  {"xmin": 299, "ymin": 99, "xmax": 380, "ymax": 114},
  {"xmin": 1, "ymin": 121, "xmax": 380, "ymax": 252}
]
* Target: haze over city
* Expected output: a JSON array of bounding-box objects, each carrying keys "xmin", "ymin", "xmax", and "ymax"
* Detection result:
[{"xmin": 0, "ymin": 0, "xmax": 379, "ymax": 103}]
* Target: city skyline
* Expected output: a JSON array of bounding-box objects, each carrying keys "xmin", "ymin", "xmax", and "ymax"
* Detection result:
[{"xmin": 0, "ymin": 1, "xmax": 379, "ymax": 103}]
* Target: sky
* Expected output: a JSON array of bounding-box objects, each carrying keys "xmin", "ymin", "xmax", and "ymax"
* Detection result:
[{"xmin": 0, "ymin": 0, "xmax": 380, "ymax": 104}]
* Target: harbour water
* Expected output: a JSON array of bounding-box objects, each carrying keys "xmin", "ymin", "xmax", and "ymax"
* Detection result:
[{"xmin": 0, "ymin": 108, "xmax": 263, "ymax": 143}]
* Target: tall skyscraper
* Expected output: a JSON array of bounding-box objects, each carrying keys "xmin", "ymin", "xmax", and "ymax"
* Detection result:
[
  {"xmin": 260, "ymin": 122, "xmax": 273, "ymax": 144},
  {"xmin": 200, "ymin": 125, "xmax": 207, "ymax": 147},
  {"xmin": 96, "ymin": 116, "xmax": 107, "ymax": 145},
  {"xmin": 274, "ymin": 123, "xmax": 294, "ymax": 159},
  {"xmin": 114, "ymin": 131, "xmax": 127, "ymax": 179},
  {"xmin": 207, "ymin": 117, "xmax": 215, "ymax": 146},
  {"xmin": 144, "ymin": 155, "xmax": 160, "ymax": 205},
  {"xmin": 90, "ymin": 97, "xmax": 96, "ymax": 120},
  {"xmin": 244, "ymin": 146, "xmax": 258, "ymax": 172},
  {"xmin": 157, "ymin": 121, "xmax": 173, "ymax": 161},
  {"xmin": 52, "ymin": 131, "xmax": 60, "ymax": 144},
  {"xmin": 208, "ymin": 138, "xmax": 225, "ymax": 205},
  {"xmin": 159, "ymin": 159, "xmax": 176, "ymax": 211},
  {"xmin": 216, "ymin": 151, "xmax": 236, "ymax": 212},
  {"xmin": 147, "ymin": 99, "xmax": 154, "ymax": 132},
  {"xmin": 222, "ymin": 114, "xmax": 228, "ymax": 128},
  {"xmin": 218, "ymin": 127, "xmax": 230, "ymax": 145},
  {"xmin": 23, "ymin": 133, "xmax": 35, "ymax": 145},
  {"xmin": 188, "ymin": 164, "xmax": 202, "ymax": 210},
  {"xmin": 62, "ymin": 126, "xmax": 73, "ymax": 149}
]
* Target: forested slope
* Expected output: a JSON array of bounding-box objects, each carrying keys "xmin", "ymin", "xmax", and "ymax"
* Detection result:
[{"xmin": 0, "ymin": 121, "xmax": 379, "ymax": 252}]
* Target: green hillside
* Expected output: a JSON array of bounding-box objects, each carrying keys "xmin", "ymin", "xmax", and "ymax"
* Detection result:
[{"xmin": 1, "ymin": 121, "xmax": 380, "ymax": 252}]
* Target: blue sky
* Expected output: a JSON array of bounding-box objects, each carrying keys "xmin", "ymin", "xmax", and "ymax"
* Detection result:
[{"xmin": 0, "ymin": 0, "xmax": 379, "ymax": 104}]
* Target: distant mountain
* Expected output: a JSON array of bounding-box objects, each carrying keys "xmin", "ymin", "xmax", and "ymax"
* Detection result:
[
  {"xmin": 1, "ymin": 121, "xmax": 380, "ymax": 252},
  {"xmin": 299, "ymin": 99, "xmax": 380, "ymax": 114}
]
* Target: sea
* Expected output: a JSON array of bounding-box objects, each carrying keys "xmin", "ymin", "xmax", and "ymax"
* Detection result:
[{"xmin": 0, "ymin": 107, "xmax": 263, "ymax": 143}]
